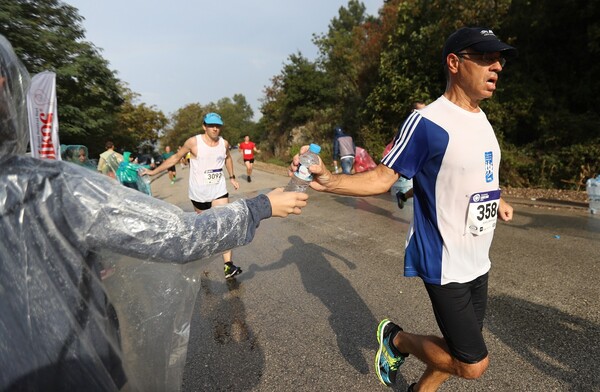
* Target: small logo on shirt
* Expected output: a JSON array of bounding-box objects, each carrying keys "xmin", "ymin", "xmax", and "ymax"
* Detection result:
[
  {"xmin": 471, "ymin": 192, "xmax": 492, "ymax": 203},
  {"xmin": 484, "ymin": 151, "xmax": 493, "ymax": 183}
]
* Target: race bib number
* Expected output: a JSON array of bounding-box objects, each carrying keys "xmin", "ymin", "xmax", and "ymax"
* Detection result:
[
  {"xmin": 244, "ymin": 149, "xmax": 252, "ymax": 155},
  {"xmin": 466, "ymin": 190, "xmax": 501, "ymax": 236},
  {"xmin": 204, "ymin": 169, "xmax": 223, "ymax": 184}
]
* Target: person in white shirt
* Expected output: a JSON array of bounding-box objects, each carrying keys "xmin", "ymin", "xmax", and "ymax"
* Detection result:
[
  {"xmin": 291, "ymin": 27, "xmax": 516, "ymax": 391},
  {"xmin": 145, "ymin": 112, "xmax": 248, "ymax": 279}
]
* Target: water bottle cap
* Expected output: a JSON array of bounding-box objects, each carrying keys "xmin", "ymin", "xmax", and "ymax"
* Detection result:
[{"xmin": 309, "ymin": 144, "xmax": 321, "ymax": 154}]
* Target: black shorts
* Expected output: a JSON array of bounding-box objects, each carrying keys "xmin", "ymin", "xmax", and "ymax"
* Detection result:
[
  {"xmin": 191, "ymin": 193, "xmax": 228, "ymax": 211},
  {"xmin": 243, "ymin": 158, "xmax": 255, "ymax": 163},
  {"xmin": 122, "ymin": 181, "xmax": 138, "ymax": 191},
  {"xmin": 167, "ymin": 165, "xmax": 177, "ymax": 173},
  {"xmin": 424, "ymin": 273, "xmax": 489, "ymax": 364}
]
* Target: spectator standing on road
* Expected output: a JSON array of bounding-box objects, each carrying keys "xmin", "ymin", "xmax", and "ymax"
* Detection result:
[
  {"xmin": 239, "ymin": 135, "xmax": 261, "ymax": 182},
  {"xmin": 0, "ymin": 34, "xmax": 309, "ymax": 391},
  {"xmin": 332, "ymin": 126, "xmax": 356, "ymax": 174},
  {"xmin": 162, "ymin": 145, "xmax": 177, "ymax": 184},
  {"xmin": 144, "ymin": 112, "xmax": 245, "ymax": 279},
  {"xmin": 97, "ymin": 141, "xmax": 123, "ymax": 178},
  {"xmin": 292, "ymin": 27, "xmax": 516, "ymax": 391}
]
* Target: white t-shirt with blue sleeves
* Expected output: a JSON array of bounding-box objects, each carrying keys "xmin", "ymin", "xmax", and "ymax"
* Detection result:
[{"xmin": 382, "ymin": 95, "xmax": 501, "ymax": 285}]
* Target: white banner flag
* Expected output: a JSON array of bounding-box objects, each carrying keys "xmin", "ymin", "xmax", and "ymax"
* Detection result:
[{"xmin": 27, "ymin": 71, "xmax": 61, "ymax": 160}]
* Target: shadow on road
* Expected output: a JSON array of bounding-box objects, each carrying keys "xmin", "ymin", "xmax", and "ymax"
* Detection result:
[
  {"xmin": 181, "ymin": 272, "xmax": 265, "ymax": 391},
  {"xmin": 331, "ymin": 195, "xmax": 412, "ymax": 225},
  {"xmin": 487, "ymin": 294, "xmax": 600, "ymax": 389},
  {"xmin": 245, "ymin": 235, "xmax": 410, "ymax": 389}
]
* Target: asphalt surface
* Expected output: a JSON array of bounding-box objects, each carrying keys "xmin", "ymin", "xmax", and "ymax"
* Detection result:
[{"xmin": 151, "ymin": 150, "xmax": 600, "ymax": 392}]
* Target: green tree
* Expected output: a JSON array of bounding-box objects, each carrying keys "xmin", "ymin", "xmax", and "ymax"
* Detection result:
[
  {"xmin": 258, "ymin": 52, "xmax": 336, "ymax": 156},
  {"xmin": 161, "ymin": 103, "xmax": 205, "ymax": 150},
  {"xmin": 116, "ymin": 84, "xmax": 167, "ymax": 153},
  {"xmin": 257, "ymin": 0, "xmax": 599, "ymax": 187},
  {"xmin": 0, "ymin": 0, "xmax": 123, "ymax": 157},
  {"xmin": 499, "ymin": 0, "xmax": 600, "ymax": 186},
  {"xmin": 280, "ymin": 52, "xmax": 335, "ymax": 126},
  {"xmin": 161, "ymin": 94, "xmax": 256, "ymax": 151},
  {"xmin": 361, "ymin": 0, "xmax": 513, "ymax": 158},
  {"xmin": 313, "ymin": 0, "xmax": 375, "ymax": 132},
  {"xmin": 215, "ymin": 94, "xmax": 255, "ymax": 146}
]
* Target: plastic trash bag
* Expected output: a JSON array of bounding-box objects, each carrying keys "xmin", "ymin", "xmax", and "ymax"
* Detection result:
[{"xmin": 353, "ymin": 146, "xmax": 377, "ymax": 173}]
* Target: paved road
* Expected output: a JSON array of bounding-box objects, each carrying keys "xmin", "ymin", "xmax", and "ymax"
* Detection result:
[{"xmin": 151, "ymin": 151, "xmax": 600, "ymax": 391}]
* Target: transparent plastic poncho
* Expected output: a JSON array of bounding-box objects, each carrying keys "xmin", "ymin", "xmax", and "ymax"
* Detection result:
[
  {"xmin": 60, "ymin": 144, "xmax": 96, "ymax": 170},
  {"xmin": 0, "ymin": 35, "xmax": 269, "ymax": 391}
]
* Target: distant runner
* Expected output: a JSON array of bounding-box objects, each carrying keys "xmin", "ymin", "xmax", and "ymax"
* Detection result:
[{"xmin": 239, "ymin": 135, "xmax": 260, "ymax": 182}]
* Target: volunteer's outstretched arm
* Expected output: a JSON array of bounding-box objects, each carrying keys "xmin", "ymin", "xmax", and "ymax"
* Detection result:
[{"xmin": 64, "ymin": 169, "xmax": 307, "ymax": 263}]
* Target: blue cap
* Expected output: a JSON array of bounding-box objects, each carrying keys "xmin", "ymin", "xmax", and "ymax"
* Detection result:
[
  {"xmin": 309, "ymin": 143, "xmax": 321, "ymax": 154},
  {"xmin": 203, "ymin": 112, "xmax": 223, "ymax": 125}
]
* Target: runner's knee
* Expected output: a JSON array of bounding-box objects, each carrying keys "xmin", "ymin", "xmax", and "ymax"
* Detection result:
[{"xmin": 455, "ymin": 355, "xmax": 489, "ymax": 379}]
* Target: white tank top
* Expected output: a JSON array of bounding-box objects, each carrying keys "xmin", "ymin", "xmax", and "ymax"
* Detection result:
[{"xmin": 188, "ymin": 135, "xmax": 227, "ymax": 202}]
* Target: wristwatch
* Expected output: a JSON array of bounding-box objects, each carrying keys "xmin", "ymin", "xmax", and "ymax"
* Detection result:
[{"xmin": 229, "ymin": 175, "xmax": 236, "ymax": 179}]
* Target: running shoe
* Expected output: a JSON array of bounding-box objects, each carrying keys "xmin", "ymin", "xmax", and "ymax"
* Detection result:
[
  {"xmin": 247, "ymin": 176, "xmax": 251, "ymax": 183},
  {"xmin": 224, "ymin": 262, "xmax": 242, "ymax": 279},
  {"xmin": 375, "ymin": 319, "xmax": 408, "ymax": 387}
]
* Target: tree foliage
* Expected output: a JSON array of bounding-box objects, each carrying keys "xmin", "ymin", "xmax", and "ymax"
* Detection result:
[
  {"xmin": 160, "ymin": 95, "xmax": 255, "ymax": 150},
  {"xmin": 215, "ymin": 94, "xmax": 255, "ymax": 146},
  {"xmin": 259, "ymin": 0, "xmax": 600, "ymax": 189},
  {"xmin": 0, "ymin": 0, "xmax": 124, "ymax": 158},
  {"xmin": 5, "ymin": 0, "xmax": 599, "ymax": 188},
  {"xmin": 258, "ymin": 52, "xmax": 336, "ymax": 156},
  {"xmin": 116, "ymin": 84, "xmax": 167, "ymax": 153},
  {"xmin": 161, "ymin": 103, "xmax": 205, "ymax": 150}
]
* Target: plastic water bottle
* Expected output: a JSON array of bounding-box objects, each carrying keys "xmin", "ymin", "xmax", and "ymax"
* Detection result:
[
  {"xmin": 284, "ymin": 144, "xmax": 321, "ymax": 192},
  {"xmin": 586, "ymin": 175, "xmax": 600, "ymax": 214},
  {"xmin": 390, "ymin": 176, "xmax": 413, "ymax": 196},
  {"xmin": 390, "ymin": 176, "xmax": 413, "ymax": 205}
]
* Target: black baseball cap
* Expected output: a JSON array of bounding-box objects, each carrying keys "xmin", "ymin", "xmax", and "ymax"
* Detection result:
[{"xmin": 442, "ymin": 27, "xmax": 517, "ymax": 64}]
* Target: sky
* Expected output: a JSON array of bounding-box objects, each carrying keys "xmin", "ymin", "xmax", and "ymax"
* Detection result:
[{"xmin": 66, "ymin": 0, "xmax": 384, "ymax": 120}]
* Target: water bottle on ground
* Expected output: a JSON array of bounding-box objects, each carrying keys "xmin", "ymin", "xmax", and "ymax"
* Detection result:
[
  {"xmin": 284, "ymin": 144, "xmax": 321, "ymax": 192},
  {"xmin": 586, "ymin": 175, "xmax": 600, "ymax": 214}
]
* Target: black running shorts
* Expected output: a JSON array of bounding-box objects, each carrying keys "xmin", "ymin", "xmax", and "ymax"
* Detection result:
[
  {"xmin": 190, "ymin": 193, "xmax": 228, "ymax": 211},
  {"xmin": 424, "ymin": 272, "xmax": 489, "ymax": 364}
]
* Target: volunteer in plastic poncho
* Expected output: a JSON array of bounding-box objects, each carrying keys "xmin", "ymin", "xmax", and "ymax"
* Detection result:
[
  {"xmin": 116, "ymin": 151, "xmax": 149, "ymax": 192},
  {"xmin": 0, "ymin": 35, "xmax": 307, "ymax": 391}
]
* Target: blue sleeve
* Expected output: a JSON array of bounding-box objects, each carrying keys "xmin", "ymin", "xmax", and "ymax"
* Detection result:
[
  {"xmin": 381, "ymin": 113, "xmax": 445, "ymax": 179},
  {"xmin": 332, "ymin": 136, "xmax": 339, "ymax": 160}
]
